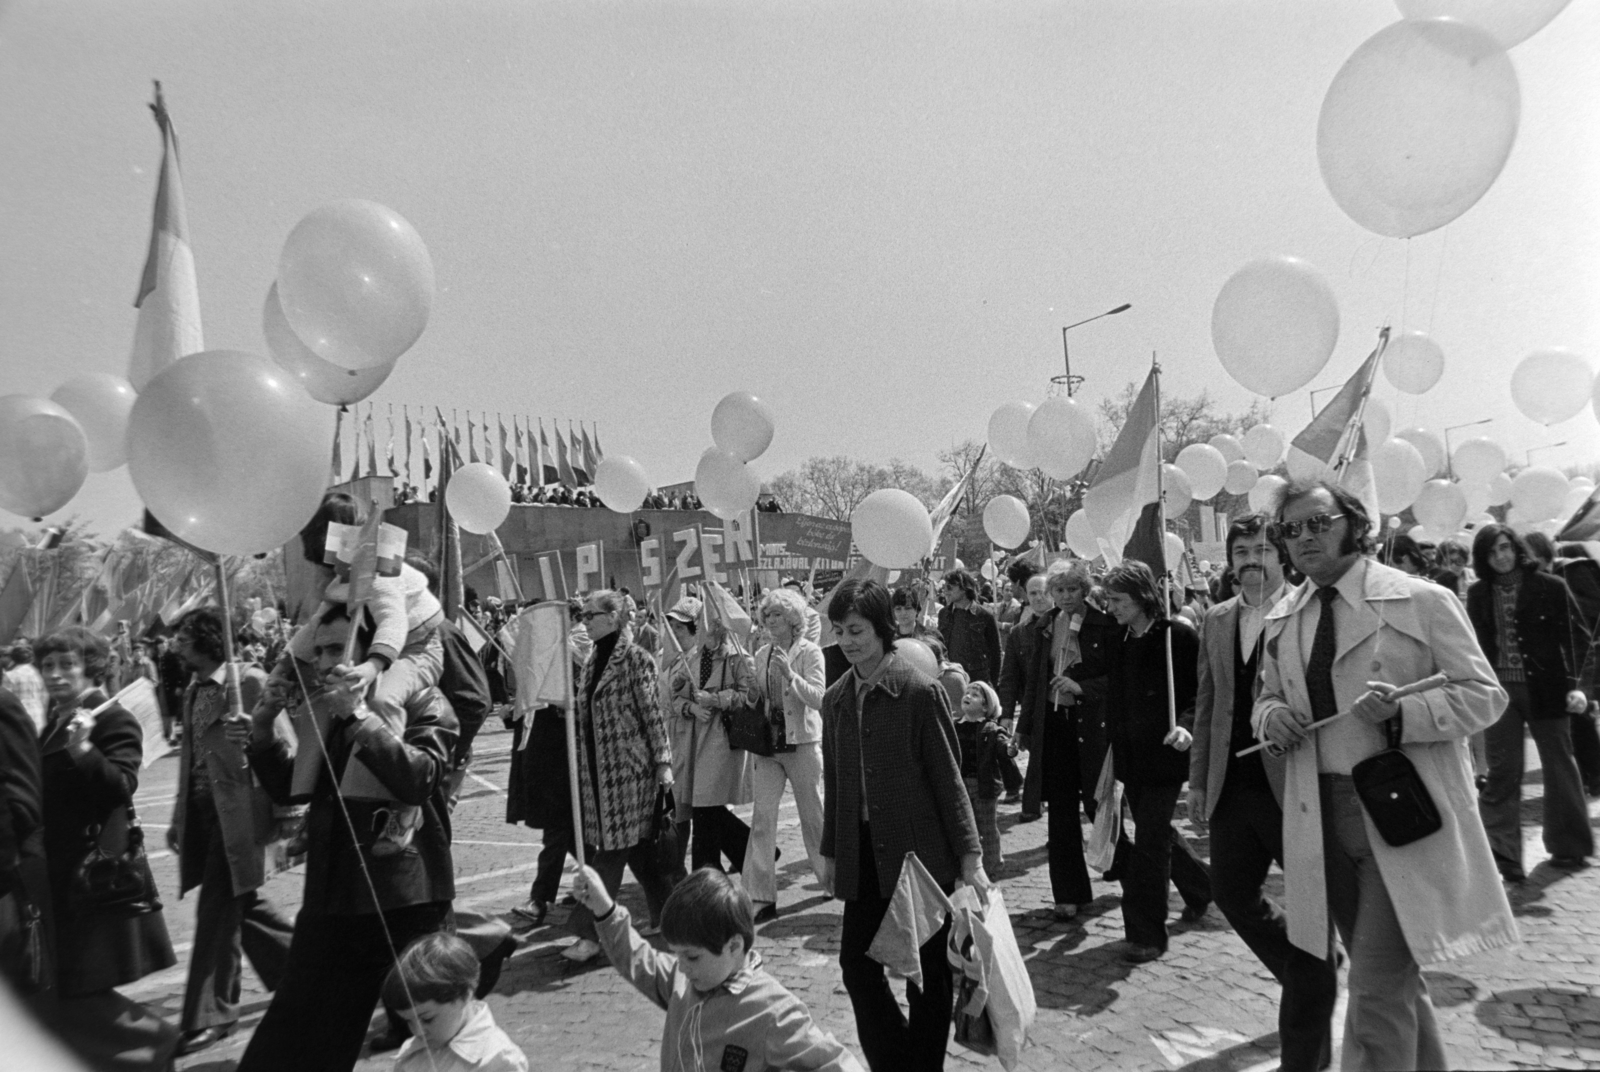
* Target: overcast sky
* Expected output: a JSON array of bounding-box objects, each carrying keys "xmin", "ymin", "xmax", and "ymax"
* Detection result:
[{"xmin": 1, "ymin": 0, "xmax": 1596, "ymax": 537}]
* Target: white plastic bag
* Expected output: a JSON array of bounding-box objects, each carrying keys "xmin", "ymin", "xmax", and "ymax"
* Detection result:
[{"xmin": 1086, "ymin": 751, "xmax": 1122, "ymax": 873}]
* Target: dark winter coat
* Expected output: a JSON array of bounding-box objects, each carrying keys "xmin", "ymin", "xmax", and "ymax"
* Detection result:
[
  {"xmin": 1467, "ymin": 569, "xmax": 1590, "ymax": 719},
  {"xmin": 1106, "ymin": 617, "xmax": 1200, "ymax": 787}
]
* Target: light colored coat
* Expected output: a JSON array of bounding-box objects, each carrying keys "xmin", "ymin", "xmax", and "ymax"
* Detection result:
[
  {"xmin": 666, "ymin": 638, "xmax": 756, "ymax": 809},
  {"xmin": 1191, "ymin": 596, "xmax": 1287, "ymax": 819},
  {"xmin": 1254, "ymin": 559, "xmax": 1518, "ymax": 965},
  {"xmin": 752, "ymin": 638, "xmax": 826, "ymax": 745},
  {"xmin": 576, "ymin": 639, "xmax": 672, "ymax": 851}
]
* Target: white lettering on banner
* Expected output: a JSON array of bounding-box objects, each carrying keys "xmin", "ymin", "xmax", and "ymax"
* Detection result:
[
  {"xmin": 639, "ymin": 536, "xmax": 664, "ymax": 588},
  {"xmin": 701, "ymin": 530, "xmax": 729, "ymax": 585},
  {"xmin": 673, "ymin": 528, "xmax": 703, "ymax": 582},
  {"xmin": 723, "ymin": 512, "xmax": 756, "ymax": 564},
  {"xmin": 537, "ymin": 551, "xmax": 566, "ymax": 601},
  {"xmin": 574, "ymin": 542, "xmax": 604, "ymax": 594}
]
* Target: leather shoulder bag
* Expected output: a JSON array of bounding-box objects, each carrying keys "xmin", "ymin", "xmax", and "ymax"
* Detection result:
[{"xmin": 1351, "ymin": 716, "xmax": 1442, "ymax": 847}]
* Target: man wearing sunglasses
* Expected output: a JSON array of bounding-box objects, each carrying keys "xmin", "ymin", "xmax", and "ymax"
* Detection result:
[{"xmin": 1252, "ymin": 480, "xmax": 1513, "ymax": 1071}]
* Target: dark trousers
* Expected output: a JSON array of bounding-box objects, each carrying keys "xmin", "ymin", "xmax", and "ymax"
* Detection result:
[
  {"xmin": 1021, "ymin": 736, "xmax": 1044, "ymax": 816},
  {"xmin": 1043, "ymin": 707, "xmax": 1127, "ymax": 905},
  {"xmin": 530, "ymin": 824, "xmax": 576, "ymax": 904},
  {"xmin": 1571, "ymin": 711, "xmax": 1600, "ymax": 792},
  {"xmin": 180, "ymin": 798, "xmax": 294, "ymax": 1033},
  {"xmin": 839, "ymin": 824, "xmax": 954, "ymax": 1071},
  {"xmin": 998, "ymin": 749, "xmax": 1023, "ymax": 796},
  {"xmin": 237, "ymin": 901, "xmax": 448, "ymax": 1072},
  {"xmin": 1210, "ymin": 780, "xmax": 1337, "ymax": 1072},
  {"xmin": 690, "ymin": 805, "xmax": 750, "ymax": 873},
  {"xmin": 1121, "ymin": 783, "xmax": 1210, "ymax": 951},
  {"xmin": 569, "ymin": 840, "xmax": 677, "ymax": 940},
  {"xmin": 1481, "ymin": 682, "xmax": 1593, "ymax": 870}
]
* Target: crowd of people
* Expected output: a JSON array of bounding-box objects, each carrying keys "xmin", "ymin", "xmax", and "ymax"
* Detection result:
[
  {"xmin": 1, "ymin": 476, "xmax": 1594, "ymax": 1071},
  {"xmin": 393, "ymin": 480, "xmax": 788, "ymax": 513}
]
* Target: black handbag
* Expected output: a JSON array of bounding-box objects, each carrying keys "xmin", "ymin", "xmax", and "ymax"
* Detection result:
[
  {"xmin": 69, "ymin": 805, "xmax": 163, "ymax": 918},
  {"xmin": 0, "ymin": 882, "xmax": 47, "ymax": 993},
  {"xmin": 726, "ymin": 694, "xmax": 778, "ymax": 757},
  {"xmin": 1351, "ymin": 717, "xmax": 1442, "ymax": 847},
  {"xmin": 651, "ymin": 788, "xmax": 686, "ymax": 882}
]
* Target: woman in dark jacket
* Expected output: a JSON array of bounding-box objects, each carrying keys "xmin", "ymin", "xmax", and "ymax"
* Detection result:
[
  {"xmin": 819, "ymin": 579, "xmax": 985, "ymax": 1072},
  {"xmin": 0, "ymin": 685, "xmax": 49, "ymax": 997},
  {"xmin": 36, "ymin": 627, "xmax": 178, "ymax": 1069},
  {"xmin": 1466, "ymin": 524, "xmax": 1593, "ymax": 880},
  {"xmin": 1101, "ymin": 562, "xmax": 1211, "ymax": 964}
]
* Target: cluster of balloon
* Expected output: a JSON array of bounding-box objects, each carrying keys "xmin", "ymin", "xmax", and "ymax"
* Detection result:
[
  {"xmin": 126, "ymin": 351, "xmax": 332, "ymax": 557},
  {"xmin": 1317, "ymin": 17, "xmax": 1521, "ymax": 240},
  {"xmin": 1212, "ymin": 256, "xmax": 1340, "ymax": 398},
  {"xmin": 982, "ymin": 494, "xmax": 1031, "ymax": 549},
  {"xmin": 445, "ymin": 462, "xmax": 513, "ymax": 534},
  {"xmin": 692, "ymin": 391, "xmax": 775, "ymax": 520},
  {"xmin": 852, "ymin": 488, "xmax": 933, "ymax": 569},
  {"xmin": 263, "ymin": 283, "xmax": 394, "ymax": 406},
  {"xmin": 1512, "ymin": 349, "xmax": 1593, "ymax": 426},
  {"xmin": 986, "ymin": 401, "xmax": 1037, "ymax": 470},
  {"xmin": 1394, "ymin": 427, "xmax": 1445, "ymax": 477},
  {"xmin": 1383, "ymin": 332, "xmax": 1446, "ymax": 394},
  {"xmin": 1174, "ymin": 444, "xmax": 1227, "ymax": 501},
  {"xmin": 1026, "ymin": 398, "xmax": 1097, "ymax": 480},
  {"xmin": 1371, "ymin": 437, "xmax": 1429, "ymax": 513},
  {"xmin": 1509, "ymin": 466, "xmax": 1571, "ymax": 524},
  {"xmin": 0, "ymin": 396, "xmax": 90, "ymax": 519},
  {"xmin": 51, "ymin": 374, "xmax": 138, "ymax": 473},
  {"xmin": 593, "ymin": 455, "xmax": 653, "ymax": 513},
  {"xmin": 1064, "ymin": 509, "xmax": 1099, "ymax": 559},
  {"xmin": 1160, "ymin": 464, "xmax": 1192, "ymax": 520}
]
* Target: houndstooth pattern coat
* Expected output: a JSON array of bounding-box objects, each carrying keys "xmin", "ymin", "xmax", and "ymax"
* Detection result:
[{"xmin": 575, "ymin": 638, "xmax": 673, "ymax": 852}]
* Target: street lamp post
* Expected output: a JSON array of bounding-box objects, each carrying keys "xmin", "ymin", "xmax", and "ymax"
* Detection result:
[
  {"xmin": 1527, "ymin": 442, "xmax": 1568, "ymax": 466},
  {"xmin": 1444, "ymin": 419, "xmax": 1493, "ymax": 479},
  {"xmin": 1055, "ymin": 303, "xmax": 1131, "ymax": 396}
]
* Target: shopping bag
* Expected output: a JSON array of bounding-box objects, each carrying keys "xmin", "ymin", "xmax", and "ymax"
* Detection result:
[{"xmin": 1086, "ymin": 751, "xmax": 1122, "ymax": 873}]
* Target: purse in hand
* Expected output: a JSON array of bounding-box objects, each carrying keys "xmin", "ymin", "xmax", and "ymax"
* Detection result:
[
  {"xmin": 726, "ymin": 694, "xmax": 778, "ymax": 757},
  {"xmin": 69, "ymin": 805, "xmax": 163, "ymax": 918},
  {"xmin": 1352, "ymin": 716, "xmax": 1442, "ymax": 847}
]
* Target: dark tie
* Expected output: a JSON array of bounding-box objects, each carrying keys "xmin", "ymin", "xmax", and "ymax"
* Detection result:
[
  {"xmin": 1307, "ymin": 585, "xmax": 1339, "ymax": 724},
  {"xmin": 699, "ymin": 647, "xmax": 716, "ymax": 689}
]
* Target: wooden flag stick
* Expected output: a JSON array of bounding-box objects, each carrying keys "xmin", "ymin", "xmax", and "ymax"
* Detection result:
[
  {"xmin": 1235, "ymin": 673, "xmax": 1450, "ymax": 757},
  {"xmin": 562, "ymin": 608, "xmax": 586, "ymax": 870}
]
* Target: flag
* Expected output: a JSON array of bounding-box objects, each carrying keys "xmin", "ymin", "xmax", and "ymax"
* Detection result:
[
  {"xmin": 511, "ymin": 602, "xmax": 572, "ymax": 728},
  {"xmin": 385, "ymin": 403, "xmax": 396, "ymax": 475},
  {"xmin": 0, "ymin": 564, "xmax": 35, "ymax": 645},
  {"xmin": 929, "ymin": 446, "xmax": 986, "ymax": 556},
  {"xmin": 467, "ymin": 412, "xmax": 480, "ymax": 463},
  {"xmin": 539, "ymin": 420, "xmax": 559, "ymax": 485},
  {"xmin": 499, "ymin": 415, "xmax": 514, "ymax": 481},
  {"xmin": 128, "ymin": 82, "xmax": 204, "ymax": 391},
  {"xmin": 1286, "ymin": 334, "xmax": 1384, "ymax": 483},
  {"xmin": 452, "ymin": 409, "xmax": 463, "ymax": 461},
  {"xmin": 592, "ymin": 425, "xmax": 605, "ymax": 463},
  {"xmin": 866, "ymin": 853, "xmax": 953, "ymax": 988},
  {"xmin": 350, "ymin": 412, "xmax": 365, "ymax": 478},
  {"xmin": 514, "ymin": 418, "xmax": 530, "ymax": 484},
  {"xmin": 568, "ymin": 423, "xmax": 590, "ymax": 485},
  {"xmin": 403, "ymin": 405, "xmax": 414, "ymax": 485},
  {"xmin": 703, "ymin": 580, "xmax": 753, "ymax": 645},
  {"xmin": 331, "ymin": 406, "xmax": 345, "ymax": 481},
  {"xmin": 555, "ymin": 423, "xmax": 578, "ymax": 485},
  {"xmin": 365, "ymin": 405, "xmax": 379, "ymax": 476},
  {"xmin": 1558, "ymin": 488, "xmax": 1600, "ymax": 542},
  {"xmin": 1082, "ymin": 368, "xmax": 1164, "ymax": 572},
  {"xmin": 580, "ymin": 424, "xmax": 599, "ymax": 481}
]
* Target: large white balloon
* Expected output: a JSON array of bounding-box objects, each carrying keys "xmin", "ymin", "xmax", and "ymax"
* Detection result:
[
  {"xmin": 1461, "ymin": 481, "xmax": 1491, "ymax": 517},
  {"xmin": 1382, "ymin": 331, "xmax": 1446, "ymax": 394},
  {"xmin": 1510, "ymin": 466, "xmax": 1569, "ymax": 523},
  {"xmin": 1512, "ymin": 349, "xmax": 1593, "ymax": 425},
  {"xmin": 50, "ymin": 373, "xmax": 136, "ymax": 472},
  {"xmin": 695, "ymin": 447, "xmax": 761, "ymax": 521},
  {"xmin": 1224, "ymin": 459, "xmax": 1259, "ymax": 495},
  {"xmin": 852, "ymin": 489, "xmax": 933, "ymax": 568},
  {"xmin": 1362, "ymin": 398, "xmax": 1393, "ymax": 446},
  {"xmin": 263, "ymin": 284, "xmax": 395, "ymax": 406},
  {"xmin": 446, "ymin": 462, "xmax": 513, "ymax": 534},
  {"xmin": 1414, "ymin": 480, "xmax": 1468, "ymax": 535},
  {"xmin": 1395, "ymin": 0, "xmax": 1572, "ymax": 48},
  {"xmin": 1212, "ymin": 257, "xmax": 1341, "ymax": 398},
  {"xmin": 1208, "ymin": 434, "xmax": 1245, "ymax": 465},
  {"xmin": 1248, "ymin": 474, "xmax": 1287, "ymax": 514},
  {"xmin": 1026, "ymin": 397, "xmax": 1098, "ymax": 480},
  {"xmin": 1165, "ymin": 532, "xmax": 1187, "ymax": 573},
  {"xmin": 1317, "ymin": 18, "xmax": 1519, "ymax": 238},
  {"xmin": 987, "ymin": 401, "xmax": 1038, "ymax": 470},
  {"xmin": 0, "ymin": 396, "xmax": 88, "ymax": 518},
  {"xmin": 127, "ymin": 351, "xmax": 331, "ymax": 556},
  {"xmin": 1065, "ymin": 509, "xmax": 1099, "ymax": 559},
  {"xmin": 1394, "ymin": 427, "xmax": 1445, "ymax": 477},
  {"xmin": 1161, "ymin": 464, "xmax": 1192, "ymax": 521},
  {"xmin": 711, "ymin": 391, "xmax": 777, "ymax": 462},
  {"xmin": 1175, "ymin": 444, "xmax": 1228, "ymax": 501},
  {"xmin": 1372, "ymin": 437, "xmax": 1429, "ymax": 513},
  {"xmin": 593, "ymin": 455, "xmax": 652, "ymax": 513},
  {"xmin": 277, "ymin": 200, "xmax": 434, "ymax": 370},
  {"xmin": 1451, "ymin": 437, "xmax": 1507, "ymax": 486},
  {"xmin": 1242, "ymin": 423, "xmax": 1287, "ymax": 470},
  {"xmin": 982, "ymin": 495, "xmax": 1031, "ymax": 549},
  {"xmin": 1486, "ymin": 471, "xmax": 1513, "ymax": 506}
]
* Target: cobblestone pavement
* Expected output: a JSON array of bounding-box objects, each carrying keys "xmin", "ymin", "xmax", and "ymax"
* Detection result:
[{"xmin": 106, "ymin": 721, "xmax": 1600, "ymax": 1071}]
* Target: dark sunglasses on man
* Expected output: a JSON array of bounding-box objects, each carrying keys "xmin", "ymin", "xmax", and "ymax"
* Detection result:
[{"xmin": 1273, "ymin": 512, "xmax": 1346, "ymax": 540}]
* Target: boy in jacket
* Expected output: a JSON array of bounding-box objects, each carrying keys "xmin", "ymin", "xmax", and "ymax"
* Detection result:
[{"xmin": 573, "ymin": 865, "xmax": 865, "ymax": 1072}]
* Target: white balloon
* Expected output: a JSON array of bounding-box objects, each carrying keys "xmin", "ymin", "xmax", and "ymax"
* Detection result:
[
  {"xmin": 1175, "ymin": 444, "xmax": 1228, "ymax": 501},
  {"xmin": 1208, "ymin": 434, "xmax": 1245, "ymax": 465},
  {"xmin": 1414, "ymin": 480, "xmax": 1468, "ymax": 534},
  {"xmin": 1212, "ymin": 257, "xmax": 1341, "ymax": 398},
  {"xmin": 1395, "ymin": 0, "xmax": 1572, "ymax": 49},
  {"xmin": 982, "ymin": 495, "xmax": 1031, "ymax": 549},
  {"xmin": 1362, "ymin": 398, "xmax": 1393, "ymax": 446},
  {"xmin": 711, "ymin": 391, "xmax": 777, "ymax": 462},
  {"xmin": 851, "ymin": 489, "xmax": 934, "ymax": 568},
  {"xmin": 1242, "ymin": 423, "xmax": 1287, "ymax": 470},
  {"xmin": 1372, "ymin": 437, "xmax": 1429, "ymax": 513},
  {"xmin": 1461, "ymin": 481, "xmax": 1491, "ymax": 517},
  {"xmin": 50, "ymin": 373, "xmax": 137, "ymax": 472},
  {"xmin": 1563, "ymin": 484, "xmax": 1592, "ymax": 519},
  {"xmin": 1572, "ymin": 477, "xmax": 1596, "ymax": 493},
  {"xmin": 1512, "ymin": 349, "xmax": 1593, "ymax": 425},
  {"xmin": 1224, "ymin": 460, "xmax": 1259, "ymax": 496},
  {"xmin": 1285, "ymin": 449, "xmax": 1333, "ymax": 483},
  {"xmin": 1161, "ymin": 464, "xmax": 1193, "ymax": 520},
  {"xmin": 1065, "ymin": 509, "xmax": 1099, "ymax": 559},
  {"xmin": 1165, "ymin": 532, "xmax": 1186, "ymax": 572},
  {"xmin": 1452, "ymin": 437, "xmax": 1507, "ymax": 485},
  {"xmin": 446, "ymin": 462, "xmax": 512, "ymax": 534},
  {"xmin": 695, "ymin": 447, "xmax": 761, "ymax": 521},
  {"xmin": 1317, "ymin": 18, "xmax": 1520, "ymax": 239},
  {"xmin": 593, "ymin": 455, "xmax": 652, "ymax": 513},
  {"xmin": 1407, "ymin": 524, "xmax": 1430, "ymax": 543},
  {"xmin": 1382, "ymin": 331, "xmax": 1446, "ymax": 394},
  {"xmin": 1509, "ymin": 466, "xmax": 1569, "ymax": 522},
  {"xmin": 1026, "ymin": 397, "xmax": 1098, "ymax": 480},
  {"xmin": 1486, "ymin": 471, "xmax": 1513, "ymax": 506},
  {"xmin": 1394, "ymin": 427, "xmax": 1446, "ymax": 477},
  {"xmin": 987, "ymin": 401, "xmax": 1038, "ymax": 469},
  {"xmin": 1248, "ymin": 475, "xmax": 1287, "ymax": 514}
]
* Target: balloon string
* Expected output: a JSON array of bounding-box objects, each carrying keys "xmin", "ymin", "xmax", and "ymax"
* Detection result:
[
  {"xmin": 1427, "ymin": 229, "xmax": 1449, "ymax": 337},
  {"xmin": 283, "ymin": 655, "xmax": 446, "ymax": 1072},
  {"xmin": 1401, "ymin": 238, "xmax": 1412, "ymax": 336}
]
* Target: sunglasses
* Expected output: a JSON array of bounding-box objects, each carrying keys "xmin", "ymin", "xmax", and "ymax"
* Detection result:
[
  {"xmin": 1274, "ymin": 513, "xmax": 1346, "ymax": 540},
  {"xmin": 579, "ymin": 610, "xmax": 610, "ymax": 621}
]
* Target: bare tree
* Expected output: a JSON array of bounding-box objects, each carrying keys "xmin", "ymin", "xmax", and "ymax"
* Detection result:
[{"xmin": 768, "ymin": 456, "xmax": 944, "ymax": 521}]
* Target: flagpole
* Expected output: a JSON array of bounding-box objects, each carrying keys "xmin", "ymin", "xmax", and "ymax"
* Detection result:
[
  {"xmin": 1332, "ymin": 326, "xmax": 1390, "ymax": 482},
  {"xmin": 562, "ymin": 608, "xmax": 587, "ymax": 870},
  {"xmin": 1153, "ymin": 352, "xmax": 1177, "ymax": 734}
]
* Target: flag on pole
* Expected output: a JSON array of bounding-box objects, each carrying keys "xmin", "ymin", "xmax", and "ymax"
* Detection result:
[
  {"xmin": 1083, "ymin": 367, "xmax": 1164, "ymax": 571},
  {"xmin": 331, "ymin": 407, "xmax": 346, "ymax": 481},
  {"xmin": 555, "ymin": 423, "xmax": 578, "ymax": 486},
  {"xmin": 128, "ymin": 82, "xmax": 204, "ymax": 391},
  {"xmin": 403, "ymin": 405, "xmax": 414, "ymax": 486},
  {"xmin": 580, "ymin": 425, "xmax": 599, "ymax": 481},
  {"xmin": 514, "ymin": 418, "xmax": 530, "ymax": 484},
  {"xmin": 0, "ymin": 564, "xmax": 35, "ymax": 645},
  {"xmin": 452, "ymin": 408, "xmax": 464, "ymax": 464},
  {"xmin": 929, "ymin": 446, "xmax": 986, "ymax": 556},
  {"xmin": 510, "ymin": 602, "xmax": 573, "ymax": 727},
  {"xmin": 385, "ymin": 403, "xmax": 396, "ymax": 475},
  {"xmin": 703, "ymin": 580, "xmax": 754, "ymax": 645},
  {"xmin": 568, "ymin": 422, "xmax": 590, "ymax": 485},
  {"xmin": 422, "ymin": 419, "xmax": 435, "ymax": 484},
  {"xmin": 1559, "ymin": 490, "xmax": 1600, "ymax": 542},
  {"xmin": 499, "ymin": 415, "xmax": 514, "ymax": 481},
  {"xmin": 539, "ymin": 420, "xmax": 559, "ymax": 485},
  {"xmin": 1288, "ymin": 330, "xmax": 1386, "ymax": 536},
  {"xmin": 365, "ymin": 406, "xmax": 379, "ymax": 476},
  {"xmin": 591, "ymin": 425, "xmax": 605, "ymax": 463}
]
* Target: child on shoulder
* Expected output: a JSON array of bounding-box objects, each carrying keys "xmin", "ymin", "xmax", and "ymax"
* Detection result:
[
  {"xmin": 384, "ymin": 932, "xmax": 527, "ymax": 1072},
  {"xmin": 571, "ymin": 865, "xmax": 865, "ymax": 1072},
  {"xmin": 956, "ymin": 680, "xmax": 1009, "ymax": 876}
]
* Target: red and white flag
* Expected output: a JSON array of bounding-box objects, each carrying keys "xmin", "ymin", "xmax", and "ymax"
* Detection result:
[
  {"xmin": 128, "ymin": 83, "xmax": 203, "ymax": 390},
  {"xmin": 1082, "ymin": 368, "xmax": 1165, "ymax": 572}
]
